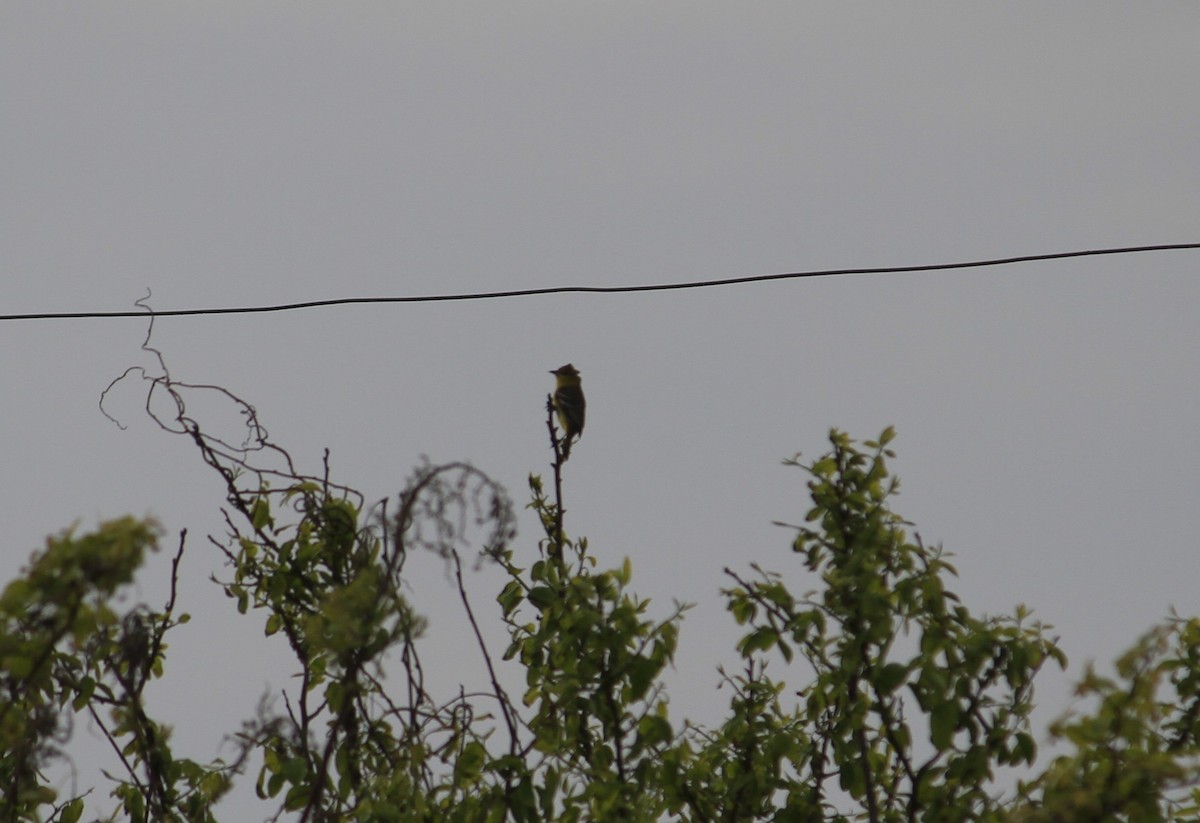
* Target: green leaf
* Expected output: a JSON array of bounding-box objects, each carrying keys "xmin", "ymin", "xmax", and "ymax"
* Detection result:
[
  {"xmin": 876, "ymin": 662, "xmax": 908, "ymax": 694},
  {"xmin": 498, "ymin": 581, "xmax": 524, "ymax": 616},
  {"xmin": 116, "ymin": 784, "xmax": 145, "ymax": 820},
  {"xmin": 730, "ymin": 598, "xmax": 756, "ymax": 625},
  {"xmin": 266, "ymin": 772, "xmax": 284, "ymax": 798},
  {"xmin": 1014, "ymin": 731, "xmax": 1036, "ymax": 764},
  {"xmin": 284, "ymin": 783, "xmax": 310, "ymax": 811},
  {"xmin": 626, "ymin": 655, "xmax": 660, "ymax": 701},
  {"xmin": 839, "ymin": 759, "xmax": 865, "ymax": 797},
  {"xmin": 528, "ymin": 586, "xmax": 555, "ymax": 610},
  {"xmin": 0, "ymin": 578, "xmax": 31, "ymax": 613},
  {"xmin": 251, "ymin": 498, "xmax": 271, "ymax": 531},
  {"xmin": 637, "ymin": 714, "xmax": 673, "ymax": 748},
  {"xmin": 60, "ymin": 799, "xmax": 84, "ymax": 823},
  {"xmin": 280, "ymin": 756, "xmax": 308, "ymax": 783},
  {"xmin": 930, "ymin": 700, "xmax": 959, "ymax": 750},
  {"xmin": 2, "ymin": 654, "xmax": 33, "ymax": 678},
  {"xmin": 72, "ymin": 675, "xmax": 97, "ymax": 711},
  {"xmin": 454, "ymin": 741, "xmax": 487, "ymax": 784},
  {"xmin": 740, "ymin": 627, "xmax": 779, "ymax": 656}
]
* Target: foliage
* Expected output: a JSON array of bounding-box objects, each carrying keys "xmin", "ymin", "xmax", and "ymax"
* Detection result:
[
  {"xmin": 713, "ymin": 428, "xmax": 1064, "ymax": 821},
  {"xmin": 1, "ymin": 352, "xmax": 1198, "ymax": 819},
  {"xmin": 1010, "ymin": 616, "xmax": 1200, "ymax": 821}
]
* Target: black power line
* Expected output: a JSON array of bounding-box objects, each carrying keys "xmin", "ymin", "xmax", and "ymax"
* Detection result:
[{"xmin": 3, "ymin": 242, "xmax": 1196, "ymax": 322}]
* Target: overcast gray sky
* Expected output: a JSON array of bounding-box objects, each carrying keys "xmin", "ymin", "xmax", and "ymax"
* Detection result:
[{"xmin": 3, "ymin": 3, "xmax": 1199, "ymax": 817}]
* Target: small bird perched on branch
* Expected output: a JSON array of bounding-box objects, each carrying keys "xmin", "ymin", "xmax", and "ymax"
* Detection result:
[{"xmin": 550, "ymin": 363, "xmax": 585, "ymax": 460}]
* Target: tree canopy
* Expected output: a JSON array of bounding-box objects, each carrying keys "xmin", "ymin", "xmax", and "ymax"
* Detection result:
[{"xmin": 3, "ymin": 357, "xmax": 1200, "ymax": 821}]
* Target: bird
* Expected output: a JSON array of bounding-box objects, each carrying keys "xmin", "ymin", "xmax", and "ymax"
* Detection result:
[{"xmin": 550, "ymin": 363, "xmax": 585, "ymax": 460}]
